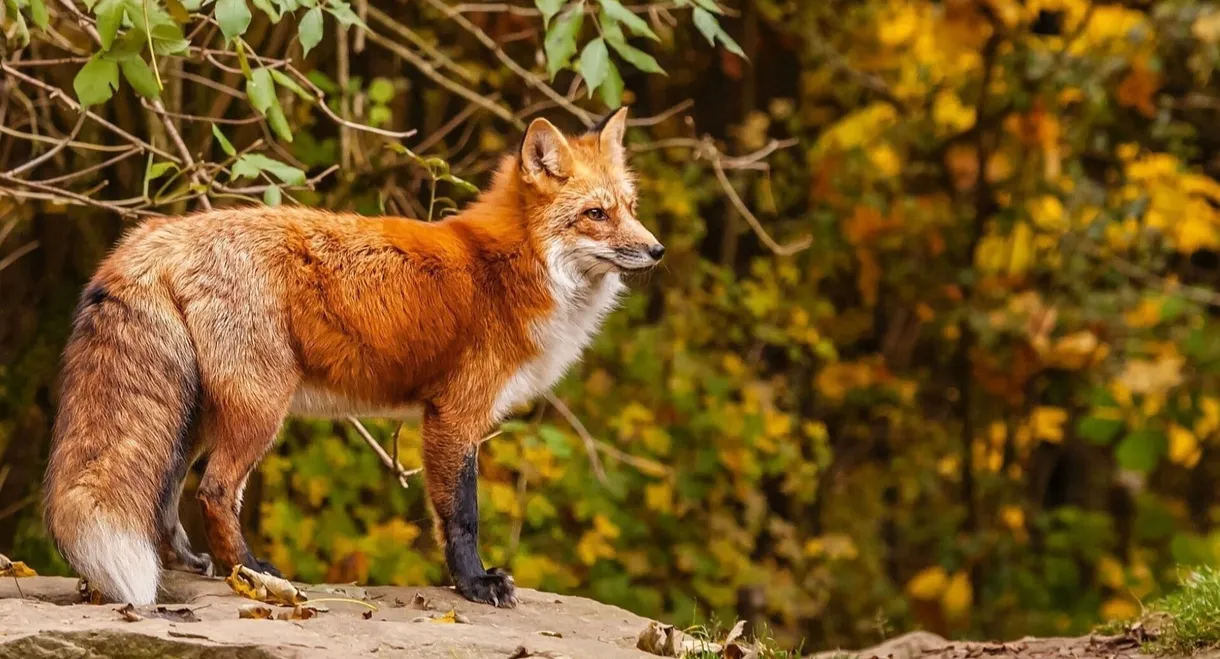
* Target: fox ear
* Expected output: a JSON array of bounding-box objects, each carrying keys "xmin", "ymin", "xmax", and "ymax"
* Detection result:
[
  {"xmin": 597, "ymin": 107, "xmax": 629, "ymax": 164},
  {"xmin": 520, "ymin": 118, "xmax": 573, "ymax": 181}
]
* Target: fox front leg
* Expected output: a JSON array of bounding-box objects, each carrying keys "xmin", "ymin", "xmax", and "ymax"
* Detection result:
[{"xmin": 422, "ymin": 407, "xmax": 517, "ymax": 608}]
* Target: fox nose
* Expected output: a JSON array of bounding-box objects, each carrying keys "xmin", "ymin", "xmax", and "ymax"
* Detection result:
[{"xmin": 648, "ymin": 244, "xmax": 666, "ymax": 261}]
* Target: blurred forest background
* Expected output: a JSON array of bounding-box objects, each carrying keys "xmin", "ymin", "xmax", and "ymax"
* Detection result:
[{"xmin": 8, "ymin": 0, "xmax": 1220, "ymax": 652}]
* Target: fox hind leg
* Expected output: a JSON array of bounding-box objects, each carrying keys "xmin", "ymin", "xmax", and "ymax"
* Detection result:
[{"xmin": 159, "ymin": 447, "xmax": 214, "ymax": 576}]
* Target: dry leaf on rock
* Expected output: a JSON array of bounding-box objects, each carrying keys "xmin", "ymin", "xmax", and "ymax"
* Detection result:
[
  {"xmin": 0, "ymin": 554, "xmax": 37, "ymax": 578},
  {"xmin": 362, "ymin": 609, "xmax": 374, "ymax": 619},
  {"xmin": 507, "ymin": 647, "xmax": 572, "ymax": 659},
  {"xmin": 637, "ymin": 620, "xmax": 722, "ymax": 657},
  {"xmin": 117, "ymin": 603, "xmax": 143, "ymax": 622},
  {"xmin": 536, "ymin": 630, "xmax": 563, "ymax": 638},
  {"xmin": 78, "ymin": 578, "xmax": 102, "ymax": 604},
  {"xmin": 410, "ymin": 592, "xmax": 434, "ymax": 610},
  {"xmin": 276, "ymin": 605, "xmax": 318, "ymax": 621},
  {"xmin": 238, "ymin": 603, "xmax": 274, "ymax": 619},
  {"xmin": 226, "ymin": 565, "xmax": 307, "ymax": 605}
]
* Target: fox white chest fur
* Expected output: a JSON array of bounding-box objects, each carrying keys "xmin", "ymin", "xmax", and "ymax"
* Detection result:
[{"xmin": 490, "ymin": 249, "xmax": 624, "ymax": 421}]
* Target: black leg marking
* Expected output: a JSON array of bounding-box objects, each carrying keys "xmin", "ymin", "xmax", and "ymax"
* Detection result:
[{"xmin": 446, "ymin": 449, "xmax": 517, "ymax": 608}]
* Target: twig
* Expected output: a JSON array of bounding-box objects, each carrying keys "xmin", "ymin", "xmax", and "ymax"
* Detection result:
[
  {"xmin": 543, "ymin": 392, "xmax": 607, "ymax": 484},
  {"xmin": 150, "ymin": 100, "xmax": 212, "ymax": 211},
  {"xmin": 366, "ymin": 5, "xmax": 477, "ymax": 84},
  {"xmin": 1076, "ymin": 239, "xmax": 1220, "ymax": 307},
  {"xmin": 363, "ymin": 30, "xmax": 520, "ymax": 128},
  {"xmin": 420, "ymin": 0, "xmax": 594, "ymax": 126},
  {"xmin": 712, "ymin": 155, "xmax": 810, "ymax": 256},
  {"xmin": 4, "ymin": 112, "xmax": 87, "ymax": 177},
  {"xmin": 347, "ymin": 416, "xmax": 418, "ymax": 488},
  {"xmin": 0, "ymin": 241, "xmax": 40, "ymax": 273},
  {"xmin": 35, "ymin": 149, "xmax": 142, "ymax": 185},
  {"xmin": 626, "ymin": 99, "xmax": 694, "ymax": 128}
]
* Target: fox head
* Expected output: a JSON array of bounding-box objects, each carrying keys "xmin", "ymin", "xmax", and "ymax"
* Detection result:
[{"xmin": 517, "ymin": 107, "xmax": 665, "ymax": 279}]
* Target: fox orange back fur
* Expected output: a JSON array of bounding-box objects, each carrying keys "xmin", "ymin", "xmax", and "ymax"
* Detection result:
[{"xmin": 43, "ymin": 108, "xmax": 663, "ymax": 606}]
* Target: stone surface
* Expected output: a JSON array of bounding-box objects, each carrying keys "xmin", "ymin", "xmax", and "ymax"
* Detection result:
[{"xmin": 0, "ymin": 573, "xmax": 658, "ymax": 658}]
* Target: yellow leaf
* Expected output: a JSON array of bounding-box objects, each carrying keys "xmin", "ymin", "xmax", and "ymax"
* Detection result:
[
  {"xmin": 1196, "ymin": 397, "xmax": 1220, "ymax": 439},
  {"xmin": 1169, "ymin": 423, "xmax": 1203, "ymax": 468},
  {"xmin": 1117, "ymin": 63, "xmax": 1161, "ymax": 118},
  {"xmin": 1125, "ymin": 298, "xmax": 1163, "ymax": 329},
  {"xmin": 225, "ymin": 565, "xmax": 307, "ymax": 606},
  {"xmin": 0, "ymin": 558, "xmax": 36, "ymax": 578},
  {"xmin": 999, "ymin": 505, "xmax": 1025, "ymax": 533},
  {"xmin": 1029, "ymin": 195, "xmax": 1066, "ymax": 232},
  {"xmin": 868, "ymin": 143, "xmax": 901, "ymax": 177},
  {"xmin": 1032, "ymin": 406, "xmax": 1068, "ymax": 443},
  {"xmin": 1097, "ymin": 555, "xmax": 1126, "ymax": 589},
  {"xmin": 645, "ymin": 482, "xmax": 673, "ymax": 514},
  {"xmin": 878, "ymin": 3, "xmax": 919, "ymax": 46},
  {"xmin": 1194, "ymin": 11, "xmax": 1220, "ymax": 44},
  {"xmin": 933, "ymin": 90, "xmax": 977, "ymax": 133},
  {"xmin": 906, "ymin": 566, "xmax": 948, "ymax": 600},
  {"xmin": 1101, "ymin": 597, "xmax": 1140, "ymax": 622},
  {"xmin": 941, "ymin": 571, "xmax": 973, "ymax": 620},
  {"xmin": 431, "ymin": 609, "xmax": 457, "ymax": 624},
  {"xmin": 1007, "ymin": 222, "xmax": 1034, "ymax": 275}
]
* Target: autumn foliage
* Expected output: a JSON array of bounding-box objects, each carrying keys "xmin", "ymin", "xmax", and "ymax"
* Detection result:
[{"xmin": 8, "ymin": 0, "xmax": 1220, "ymax": 653}]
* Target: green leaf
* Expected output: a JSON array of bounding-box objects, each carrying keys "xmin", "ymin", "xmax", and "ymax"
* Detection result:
[
  {"xmin": 231, "ymin": 153, "xmax": 307, "ymax": 185},
  {"xmin": 180, "ymin": 0, "xmax": 212, "ymax": 10},
  {"xmin": 5, "ymin": 0, "xmax": 30, "ymax": 47},
  {"xmin": 270, "ymin": 69, "xmax": 312, "ymax": 101},
  {"xmin": 692, "ymin": 7, "xmax": 717, "ymax": 47},
  {"xmin": 325, "ymin": 0, "xmax": 363, "ymax": 29},
  {"xmin": 599, "ymin": 58, "xmax": 623, "ymax": 108},
  {"xmin": 264, "ymin": 185, "xmax": 282, "ymax": 206},
  {"xmin": 298, "ymin": 6, "xmax": 323, "ymax": 57},
  {"xmin": 606, "ymin": 33, "xmax": 664, "ymax": 74},
  {"xmin": 692, "ymin": 7, "xmax": 744, "ymax": 58},
  {"xmin": 534, "ymin": 0, "xmax": 563, "ymax": 28},
  {"xmin": 119, "ymin": 55, "xmax": 161, "ymax": 99},
  {"xmin": 1115, "ymin": 429, "xmax": 1167, "ymax": 472},
  {"xmin": 94, "ymin": 0, "xmax": 125, "ymax": 50},
  {"xmin": 212, "ymin": 124, "xmax": 237, "ymax": 156},
  {"xmin": 215, "ymin": 0, "xmax": 251, "ymax": 41},
  {"xmin": 538, "ymin": 426, "xmax": 573, "ymax": 459},
  {"xmin": 691, "ymin": 0, "xmax": 723, "ymax": 14},
  {"xmin": 368, "ymin": 105, "xmax": 392, "ymax": 127},
  {"xmin": 28, "ymin": 0, "xmax": 47, "ymax": 29},
  {"xmin": 150, "ymin": 22, "xmax": 190, "ymax": 54},
  {"xmin": 543, "ymin": 10, "xmax": 583, "ymax": 79},
  {"xmin": 368, "ymin": 77, "xmax": 394, "ymax": 104},
  {"xmin": 579, "ymin": 37, "xmax": 609, "ymax": 97},
  {"xmin": 246, "ymin": 67, "xmax": 276, "ymax": 114},
  {"xmin": 146, "ymin": 161, "xmax": 176, "ymax": 181},
  {"xmin": 73, "ymin": 55, "xmax": 120, "ymax": 107},
  {"xmin": 440, "ymin": 173, "xmax": 479, "ymax": 195},
  {"xmin": 267, "ymin": 104, "xmax": 294, "ymax": 143},
  {"xmin": 600, "ymin": 0, "xmax": 658, "ymax": 41},
  {"xmin": 251, "ymin": 0, "xmax": 281, "ymax": 21},
  {"xmin": 236, "ymin": 39, "xmax": 254, "ymax": 78},
  {"xmin": 1077, "ymin": 416, "xmax": 1124, "ymax": 445}
]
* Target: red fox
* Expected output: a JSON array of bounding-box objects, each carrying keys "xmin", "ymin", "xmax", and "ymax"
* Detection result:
[{"xmin": 42, "ymin": 107, "xmax": 662, "ymax": 607}]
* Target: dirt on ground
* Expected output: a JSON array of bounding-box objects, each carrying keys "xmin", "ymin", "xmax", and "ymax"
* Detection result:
[{"xmin": 0, "ymin": 572, "xmax": 1165, "ymax": 659}]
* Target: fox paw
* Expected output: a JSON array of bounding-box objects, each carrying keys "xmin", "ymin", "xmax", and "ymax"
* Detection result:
[
  {"xmin": 456, "ymin": 567, "xmax": 518, "ymax": 608},
  {"xmin": 242, "ymin": 556, "xmax": 284, "ymax": 579}
]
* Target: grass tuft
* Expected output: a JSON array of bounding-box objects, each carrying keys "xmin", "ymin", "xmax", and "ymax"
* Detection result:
[{"xmin": 1147, "ymin": 566, "xmax": 1220, "ymax": 654}]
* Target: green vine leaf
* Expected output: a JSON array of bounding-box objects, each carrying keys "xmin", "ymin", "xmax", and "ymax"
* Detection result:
[
  {"xmin": 579, "ymin": 37, "xmax": 609, "ymax": 98},
  {"xmin": 543, "ymin": 9, "xmax": 583, "ymax": 79},
  {"xmin": 298, "ymin": 6, "xmax": 323, "ymax": 57},
  {"xmin": 119, "ymin": 55, "xmax": 162, "ymax": 99},
  {"xmin": 215, "ymin": 0, "xmax": 251, "ymax": 42},
  {"xmin": 73, "ymin": 55, "xmax": 120, "ymax": 107},
  {"xmin": 534, "ymin": 0, "xmax": 563, "ymax": 28},
  {"xmin": 600, "ymin": 0, "xmax": 658, "ymax": 41}
]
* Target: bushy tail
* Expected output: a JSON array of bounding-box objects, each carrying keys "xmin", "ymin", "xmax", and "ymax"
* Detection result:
[{"xmin": 43, "ymin": 279, "xmax": 199, "ymax": 605}]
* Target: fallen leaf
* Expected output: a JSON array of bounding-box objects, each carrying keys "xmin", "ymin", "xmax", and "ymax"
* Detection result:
[
  {"xmin": 117, "ymin": 603, "xmax": 143, "ymax": 622},
  {"xmin": 276, "ymin": 605, "xmax": 318, "ymax": 621},
  {"xmin": 410, "ymin": 592, "xmax": 434, "ymax": 610},
  {"xmin": 226, "ymin": 565, "xmax": 307, "ymax": 606},
  {"xmin": 537, "ymin": 630, "xmax": 563, "ymax": 638},
  {"xmin": 506, "ymin": 648, "xmax": 572, "ymax": 659},
  {"xmin": 78, "ymin": 578, "xmax": 102, "ymax": 604},
  {"xmin": 392, "ymin": 597, "xmax": 407, "ymax": 608},
  {"xmin": 362, "ymin": 609, "xmax": 374, "ymax": 619},
  {"xmin": 0, "ymin": 554, "xmax": 37, "ymax": 578},
  {"xmin": 724, "ymin": 619, "xmax": 746, "ymax": 645},
  {"xmin": 238, "ymin": 603, "xmax": 273, "ymax": 619}
]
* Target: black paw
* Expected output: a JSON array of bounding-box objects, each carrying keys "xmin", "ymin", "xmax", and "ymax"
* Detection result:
[
  {"xmin": 242, "ymin": 555, "xmax": 284, "ymax": 579},
  {"xmin": 455, "ymin": 567, "xmax": 518, "ymax": 608}
]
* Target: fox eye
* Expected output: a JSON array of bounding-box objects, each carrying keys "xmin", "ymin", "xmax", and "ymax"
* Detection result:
[{"xmin": 584, "ymin": 208, "xmax": 608, "ymax": 221}]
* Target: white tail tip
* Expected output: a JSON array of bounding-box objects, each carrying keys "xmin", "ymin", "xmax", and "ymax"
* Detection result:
[{"xmin": 68, "ymin": 518, "xmax": 160, "ymax": 605}]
